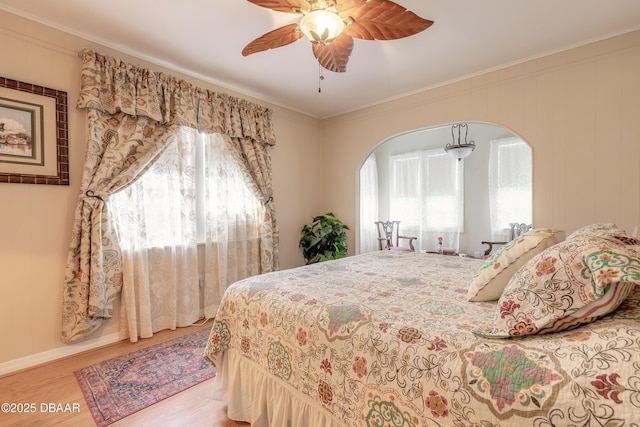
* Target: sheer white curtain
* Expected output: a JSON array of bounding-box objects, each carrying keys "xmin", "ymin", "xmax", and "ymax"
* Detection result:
[
  {"xmin": 109, "ymin": 129, "xmax": 264, "ymax": 340},
  {"xmin": 389, "ymin": 152, "xmax": 421, "ymax": 249},
  {"xmin": 389, "ymin": 149, "xmax": 463, "ymax": 252},
  {"xmin": 359, "ymin": 154, "xmax": 379, "ymax": 253},
  {"xmin": 202, "ymin": 133, "xmax": 263, "ymax": 318},
  {"xmin": 488, "ymin": 137, "xmax": 532, "ymax": 241},
  {"xmin": 422, "ymin": 150, "xmax": 464, "ymax": 252},
  {"xmin": 110, "ymin": 127, "xmax": 200, "ymax": 341}
]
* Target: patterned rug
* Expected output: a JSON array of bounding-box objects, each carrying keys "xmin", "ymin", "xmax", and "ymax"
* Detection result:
[{"xmin": 75, "ymin": 328, "xmax": 216, "ymax": 426}]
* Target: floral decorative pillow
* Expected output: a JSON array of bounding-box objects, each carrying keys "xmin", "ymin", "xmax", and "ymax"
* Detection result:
[
  {"xmin": 473, "ymin": 237, "xmax": 640, "ymax": 338},
  {"xmin": 566, "ymin": 223, "xmax": 625, "ymax": 241},
  {"xmin": 467, "ymin": 229, "xmax": 565, "ymax": 302},
  {"xmin": 567, "ymin": 223, "xmax": 640, "ymax": 246}
]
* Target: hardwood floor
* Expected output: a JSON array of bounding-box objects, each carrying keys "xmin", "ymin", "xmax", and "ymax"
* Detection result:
[{"xmin": 0, "ymin": 320, "xmax": 249, "ymax": 426}]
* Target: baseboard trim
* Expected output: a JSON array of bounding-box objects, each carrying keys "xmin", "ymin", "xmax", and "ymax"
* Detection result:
[{"xmin": 0, "ymin": 332, "xmax": 122, "ymax": 377}]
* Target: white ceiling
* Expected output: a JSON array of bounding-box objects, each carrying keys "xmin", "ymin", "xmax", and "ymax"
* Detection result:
[{"xmin": 2, "ymin": 0, "xmax": 640, "ymax": 118}]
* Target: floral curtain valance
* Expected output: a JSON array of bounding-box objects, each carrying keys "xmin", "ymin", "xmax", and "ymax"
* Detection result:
[{"xmin": 77, "ymin": 49, "xmax": 276, "ymax": 146}]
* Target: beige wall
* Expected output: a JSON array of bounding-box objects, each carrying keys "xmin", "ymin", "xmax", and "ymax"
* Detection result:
[
  {"xmin": 1, "ymin": 8, "xmax": 639, "ymax": 372},
  {"xmin": 0, "ymin": 10, "xmax": 321, "ymax": 370},
  {"xmin": 321, "ymin": 30, "xmax": 640, "ymax": 254}
]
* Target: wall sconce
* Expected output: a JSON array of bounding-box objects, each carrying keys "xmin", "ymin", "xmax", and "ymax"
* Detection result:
[{"xmin": 444, "ymin": 123, "xmax": 475, "ymax": 161}]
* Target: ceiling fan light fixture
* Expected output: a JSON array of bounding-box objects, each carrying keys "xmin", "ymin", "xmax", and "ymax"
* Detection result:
[
  {"xmin": 299, "ymin": 9, "xmax": 345, "ymax": 44},
  {"xmin": 243, "ymin": 0, "xmax": 433, "ymax": 75}
]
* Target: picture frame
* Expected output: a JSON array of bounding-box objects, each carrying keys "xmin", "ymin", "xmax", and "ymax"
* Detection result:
[{"xmin": 0, "ymin": 77, "xmax": 69, "ymax": 185}]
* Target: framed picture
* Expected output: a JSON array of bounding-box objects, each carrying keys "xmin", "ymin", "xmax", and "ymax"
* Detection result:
[{"xmin": 0, "ymin": 77, "xmax": 69, "ymax": 185}]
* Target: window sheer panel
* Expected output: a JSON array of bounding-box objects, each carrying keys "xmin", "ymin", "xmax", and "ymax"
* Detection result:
[
  {"xmin": 359, "ymin": 155, "xmax": 379, "ymax": 253},
  {"xmin": 488, "ymin": 138, "xmax": 532, "ymax": 241},
  {"xmin": 422, "ymin": 150, "xmax": 463, "ymax": 251},
  {"xmin": 202, "ymin": 133, "xmax": 263, "ymax": 318},
  {"xmin": 109, "ymin": 127, "xmax": 200, "ymax": 340},
  {"xmin": 423, "ymin": 151, "xmax": 463, "ymax": 233},
  {"xmin": 109, "ymin": 129, "xmax": 265, "ymax": 339},
  {"xmin": 389, "ymin": 150, "xmax": 463, "ymax": 252},
  {"xmin": 389, "ymin": 153, "xmax": 422, "ymax": 228},
  {"xmin": 110, "ymin": 128, "xmax": 199, "ymax": 249}
]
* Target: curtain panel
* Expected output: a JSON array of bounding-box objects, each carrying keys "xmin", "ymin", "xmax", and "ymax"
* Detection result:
[
  {"xmin": 109, "ymin": 127, "xmax": 201, "ymax": 342},
  {"xmin": 388, "ymin": 149, "xmax": 463, "ymax": 253},
  {"xmin": 62, "ymin": 50, "xmax": 278, "ymax": 343},
  {"xmin": 359, "ymin": 154, "xmax": 379, "ymax": 253},
  {"xmin": 488, "ymin": 137, "xmax": 532, "ymax": 241}
]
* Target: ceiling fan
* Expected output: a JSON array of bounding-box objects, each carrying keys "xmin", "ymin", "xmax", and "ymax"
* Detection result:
[{"xmin": 242, "ymin": 0, "xmax": 434, "ymax": 73}]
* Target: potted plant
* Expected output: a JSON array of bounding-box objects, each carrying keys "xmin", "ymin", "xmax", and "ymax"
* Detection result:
[{"xmin": 299, "ymin": 212, "xmax": 350, "ymax": 264}]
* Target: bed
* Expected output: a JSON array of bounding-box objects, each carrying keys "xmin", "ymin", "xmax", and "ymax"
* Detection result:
[{"xmin": 204, "ymin": 228, "xmax": 640, "ymax": 426}]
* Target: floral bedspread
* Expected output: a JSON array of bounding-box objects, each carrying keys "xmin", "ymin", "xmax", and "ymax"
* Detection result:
[{"xmin": 204, "ymin": 251, "xmax": 640, "ymax": 426}]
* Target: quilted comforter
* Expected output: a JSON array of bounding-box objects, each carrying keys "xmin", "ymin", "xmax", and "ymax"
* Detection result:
[{"xmin": 204, "ymin": 251, "xmax": 640, "ymax": 426}]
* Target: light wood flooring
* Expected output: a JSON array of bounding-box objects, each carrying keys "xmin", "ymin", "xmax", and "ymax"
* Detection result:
[{"xmin": 0, "ymin": 320, "xmax": 249, "ymax": 426}]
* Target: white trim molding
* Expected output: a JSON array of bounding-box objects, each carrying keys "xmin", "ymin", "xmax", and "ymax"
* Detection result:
[{"xmin": 0, "ymin": 332, "xmax": 121, "ymax": 377}]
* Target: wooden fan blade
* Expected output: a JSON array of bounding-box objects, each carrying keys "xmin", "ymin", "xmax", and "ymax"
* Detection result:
[
  {"xmin": 343, "ymin": 0, "xmax": 433, "ymax": 41},
  {"xmin": 312, "ymin": 34, "xmax": 354, "ymax": 73},
  {"xmin": 247, "ymin": 0, "xmax": 305, "ymax": 13},
  {"xmin": 336, "ymin": 0, "xmax": 366, "ymax": 19},
  {"xmin": 242, "ymin": 23, "xmax": 304, "ymax": 56}
]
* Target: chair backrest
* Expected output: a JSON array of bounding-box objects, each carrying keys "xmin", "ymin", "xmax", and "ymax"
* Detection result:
[
  {"xmin": 482, "ymin": 222, "xmax": 533, "ymax": 256},
  {"xmin": 509, "ymin": 223, "xmax": 532, "ymax": 240},
  {"xmin": 375, "ymin": 220, "xmax": 400, "ymax": 250}
]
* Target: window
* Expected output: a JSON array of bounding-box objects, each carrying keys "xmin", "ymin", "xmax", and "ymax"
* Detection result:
[
  {"xmin": 422, "ymin": 150, "xmax": 464, "ymax": 233},
  {"xmin": 389, "ymin": 148, "xmax": 463, "ymax": 251},
  {"xmin": 110, "ymin": 129, "xmax": 262, "ymax": 250},
  {"xmin": 199, "ymin": 132, "xmax": 263, "ymax": 245},
  {"xmin": 488, "ymin": 137, "xmax": 532, "ymax": 240}
]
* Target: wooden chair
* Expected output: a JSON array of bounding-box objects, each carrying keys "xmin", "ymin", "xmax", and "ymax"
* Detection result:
[
  {"xmin": 482, "ymin": 222, "xmax": 532, "ymax": 256},
  {"xmin": 375, "ymin": 221, "xmax": 417, "ymax": 252}
]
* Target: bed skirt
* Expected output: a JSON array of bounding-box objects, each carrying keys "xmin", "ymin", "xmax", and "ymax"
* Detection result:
[{"xmin": 212, "ymin": 349, "xmax": 346, "ymax": 427}]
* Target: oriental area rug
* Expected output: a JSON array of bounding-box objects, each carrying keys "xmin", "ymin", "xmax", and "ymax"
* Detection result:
[{"xmin": 75, "ymin": 328, "xmax": 216, "ymax": 426}]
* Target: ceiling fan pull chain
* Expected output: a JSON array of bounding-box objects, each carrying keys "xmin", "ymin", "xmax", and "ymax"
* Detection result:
[{"xmin": 318, "ymin": 62, "xmax": 325, "ymax": 93}]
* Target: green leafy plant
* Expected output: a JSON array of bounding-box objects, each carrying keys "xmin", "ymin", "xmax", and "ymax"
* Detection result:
[{"xmin": 299, "ymin": 212, "xmax": 349, "ymax": 264}]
